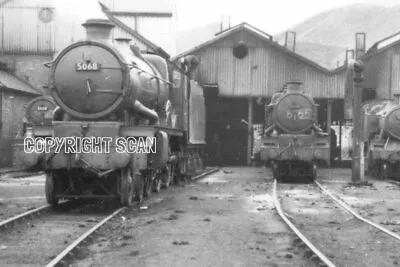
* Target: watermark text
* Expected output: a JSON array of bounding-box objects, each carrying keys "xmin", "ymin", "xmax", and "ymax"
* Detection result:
[{"xmin": 24, "ymin": 137, "xmax": 156, "ymax": 154}]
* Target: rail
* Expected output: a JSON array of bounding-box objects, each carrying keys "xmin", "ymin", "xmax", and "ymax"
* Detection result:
[
  {"xmin": 46, "ymin": 207, "xmax": 126, "ymax": 267},
  {"xmin": 272, "ymin": 179, "xmax": 336, "ymax": 267},
  {"xmin": 314, "ymin": 180, "xmax": 400, "ymax": 242},
  {"xmin": 0, "ymin": 204, "xmax": 49, "ymax": 228}
]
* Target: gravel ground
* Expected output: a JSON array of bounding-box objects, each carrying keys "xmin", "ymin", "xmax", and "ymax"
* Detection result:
[
  {"xmin": 279, "ymin": 181, "xmax": 400, "ymax": 266},
  {"xmin": 0, "ymin": 174, "xmax": 46, "ymax": 220},
  {"xmin": 5, "ymin": 167, "xmax": 399, "ymax": 267},
  {"xmin": 319, "ymin": 169, "xmax": 400, "ymax": 231},
  {"xmin": 318, "ymin": 168, "xmax": 400, "ymax": 264},
  {"xmin": 0, "ymin": 201, "xmax": 119, "ymax": 266},
  {"xmin": 71, "ymin": 167, "xmax": 313, "ymax": 267}
]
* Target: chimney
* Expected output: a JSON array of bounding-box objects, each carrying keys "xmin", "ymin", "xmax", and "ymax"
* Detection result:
[
  {"xmin": 345, "ymin": 49, "xmax": 355, "ymax": 63},
  {"xmin": 220, "ymin": 14, "xmax": 231, "ymax": 32},
  {"xmin": 285, "ymin": 31, "xmax": 296, "ymax": 52},
  {"xmin": 286, "ymin": 81, "xmax": 302, "ymax": 92},
  {"xmin": 82, "ymin": 18, "xmax": 114, "ymax": 42},
  {"xmin": 114, "ymin": 37, "xmax": 132, "ymax": 54},
  {"xmin": 355, "ymin": 32, "xmax": 366, "ymax": 59}
]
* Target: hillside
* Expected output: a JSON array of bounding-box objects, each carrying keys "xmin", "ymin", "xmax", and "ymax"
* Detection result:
[
  {"xmin": 176, "ymin": 22, "xmax": 221, "ymax": 54},
  {"xmin": 176, "ymin": 3, "xmax": 400, "ymax": 69},
  {"xmin": 292, "ymin": 42, "xmax": 347, "ymax": 69},
  {"xmin": 274, "ymin": 3, "xmax": 400, "ymax": 69}
]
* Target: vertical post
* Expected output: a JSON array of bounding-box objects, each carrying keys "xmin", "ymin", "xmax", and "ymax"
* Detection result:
[
  {"xmin": 351, "ymin": 60, "xmax": 365, "ymax": 183},
  {"xmin": 355, "ymin": 32, "xmax": 366, "ymax": 59},
  {"xmin": 327, "ymin": 99, "xmax": 333, "ymax": 167},
  {"xmin": 0, "ymin": 90, "xmax": 2, "ymax": 136},
  {"xmin": 247, "ymin": 97, "xmax": 253, "ymax": 166},
  {"xmin": 339, "ymin": 121, "xmax": 342, "ymax": 161}
]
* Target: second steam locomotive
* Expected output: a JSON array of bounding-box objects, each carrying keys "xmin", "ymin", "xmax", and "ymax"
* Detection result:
[
  {"xmin": 13, "ymin": 18, "xmax": 206, "ymax": 207},
  {"xmin": 363, "ymin": 95, "xmax": 400, "ymax": 179},
  {"xmin": 260, "ymin": 81, "xmax": 330, "ymax": 181}
]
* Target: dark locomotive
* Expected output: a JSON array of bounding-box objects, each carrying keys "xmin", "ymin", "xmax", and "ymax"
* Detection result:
[
  {"xmin": 13, "ymin": 18, "xmax": 206, "ymax": 207},
  {"xmin": 363, "ymin": 95, "xmax": 400, "ymax": 179},
  {"xmin": 260, "ymin": 81, "xmax": 330, "ymax": 181},
  {"xmin": 12, "ymin": 96, "xmax": 57, "ymax": 171}
]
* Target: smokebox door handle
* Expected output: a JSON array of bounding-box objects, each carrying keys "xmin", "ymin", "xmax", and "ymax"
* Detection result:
[{"xmin": 95, "ymin": 89, "xmax": 123, "ymax": 95}]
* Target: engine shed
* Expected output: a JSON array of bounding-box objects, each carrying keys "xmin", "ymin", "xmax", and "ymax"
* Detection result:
[
  {"xmin": 360, "ymin": 32, "xmax": 400, "ymax": 99},
  {"xmin": 173, "ymin": 23, "xmax": 347, "ymax": 166}
]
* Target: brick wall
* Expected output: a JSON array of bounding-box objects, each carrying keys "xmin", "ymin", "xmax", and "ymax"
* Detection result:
[
  {"xmin": 1, "ymin": 53, "xmax": 53, "ymax": 95},
  {"xmin": 2, "ymin": 90, "xmax": 33, "ymax": 138},
  {"xmin": 0, "ymin": 90, "xmax": 36, "ymax": 167}
]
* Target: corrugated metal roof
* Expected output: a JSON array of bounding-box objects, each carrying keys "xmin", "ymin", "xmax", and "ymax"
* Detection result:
[
  {"xmin": 172, "ymin": 22, "xmax": 332, "ymax": 74},
  {"xmin": 367, "ymin": 31, "xmax": 400, "ymax": 54},
  {"xmin": 0, "ymin": 70, "xmax": 40, "ymax": 95}
]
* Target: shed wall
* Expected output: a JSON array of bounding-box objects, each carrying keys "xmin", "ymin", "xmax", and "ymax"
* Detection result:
[
  {"xmin": 192, "ymin": 31, "xmax": 345, "ymax": 98},
  {"xmin": 0, "ymin": 3, "xmax": 55, "ymax": 54},
  {"xmin": 363, "ymin": 44, "xmax": 400, "ymax": 99}
]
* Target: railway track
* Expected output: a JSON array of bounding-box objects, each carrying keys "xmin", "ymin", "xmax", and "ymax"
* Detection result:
[
  {"xmin": 0, "ymin": 200, "xmax": 126, "ymax": 267},
  {"xmin": 0, "ymin": 169, "xmax": 44, "ymax": 179},
  {"xmin": 0, "ymin": 168, "xmax": 219, "ymax": 266},
  {"xmin": 273, "ymin": 179, "xmax": 400, "ymax": 267}
]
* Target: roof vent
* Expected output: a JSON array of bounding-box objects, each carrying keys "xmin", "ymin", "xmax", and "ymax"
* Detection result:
[
  {"xmin": 82, "ymin": 19, "xmax": 114, "ymax": 42},
  {"xmin": 285, "ymin": 31, "xmax": 296, "ymax": 52},
  {"xmin": 345, "ymin": 49, "xmax": 355, "ymax": 63}
]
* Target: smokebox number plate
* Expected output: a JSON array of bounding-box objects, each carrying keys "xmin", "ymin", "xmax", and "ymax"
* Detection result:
[{"xmin": 75, "ymin": 62, "xmax": 101, "ymax": 71}]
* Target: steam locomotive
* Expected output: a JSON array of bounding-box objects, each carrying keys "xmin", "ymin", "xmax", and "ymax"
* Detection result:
[
  {"xmin": 363, "ymin": 95, "xmax": 400, "ymax": 179},
  {"xmin": 12, "ymin": 96, "xmax": 57, "ymax": 170},
  {"xmin": 13, "ymin": 19, "xmax": 206, "ymax": 206},
  {"xmin": 260, "ymin": 81, "xmax": 330, "ymax": 181}
]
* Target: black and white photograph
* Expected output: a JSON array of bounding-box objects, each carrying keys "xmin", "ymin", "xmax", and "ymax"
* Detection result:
[{"xmin": 1, "ymin": 0, "xmax": 400, "ymax": 266}]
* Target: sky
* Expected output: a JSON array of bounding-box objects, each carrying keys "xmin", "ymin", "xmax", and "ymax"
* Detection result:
[
  {"xmin": 54, "ymin": 0, "xmax": 400, "ymax": 34},
  {"xmin": 174, "ymin": 0, "xmax": 400, "ymax": 34},
  {"xmin": 53, "ymin": 0, "xmax": 400, "ymax": 36}
]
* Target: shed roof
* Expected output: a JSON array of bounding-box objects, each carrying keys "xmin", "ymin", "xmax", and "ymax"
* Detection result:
[
  {"xmin": 329, "ymin": 31, "xmax": 400, "ymax": 74},
  {"xmin": 0, "ymin": 70, "xmax": 40, "ymax": 96},
  {"xmin": 172, "ymin": 22, "xmax": 334, "ymax": 75},
  {"xmin": 99, "ymin": 2, "xmax": 170, "ymax": 59},
  {"xmin": 367, "ymin": 31, "xmax": 400, "ymax": 55}
]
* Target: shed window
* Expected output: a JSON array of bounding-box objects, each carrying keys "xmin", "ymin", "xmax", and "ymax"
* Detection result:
[{"xmin": 233, "ymin": 44, "xmax": 248, "ymax": 59}]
